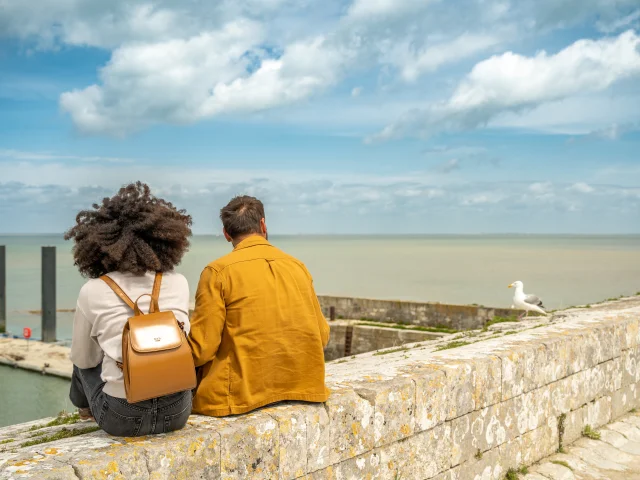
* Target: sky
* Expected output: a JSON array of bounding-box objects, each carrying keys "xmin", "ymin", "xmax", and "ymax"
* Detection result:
[{"xmin": 0, "ymin": 0, "xmax": 639, "ymax": 234}]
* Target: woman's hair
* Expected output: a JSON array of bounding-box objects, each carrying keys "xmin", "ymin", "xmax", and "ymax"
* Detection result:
[{"xmin": 64, "ymin": 182, "xmax": 192, "ymax": 278}]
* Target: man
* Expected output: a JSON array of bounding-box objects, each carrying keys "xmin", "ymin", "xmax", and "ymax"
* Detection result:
[{"xmin": 187, "ymin": 195, "xmax": 330, "ymax": 416}]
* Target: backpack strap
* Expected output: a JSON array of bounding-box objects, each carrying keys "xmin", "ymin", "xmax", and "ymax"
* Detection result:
[
  {"xmin": 150, "ymin": 272, "xmax": 162, "ymax": 314},
  {"xmin": 100, "ymin": 275, "xmax": 135, "ymax": 310}
]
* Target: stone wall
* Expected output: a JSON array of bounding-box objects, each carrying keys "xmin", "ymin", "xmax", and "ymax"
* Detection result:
[
  {"xmin": 324, "ymin": 321, "xmax": 447, "ymax": 361},
  {"xmin": 318, "ymin": 295, "xmax": 516, "ymax": 330},
  {"xmin": 1, "ymin": 302, "xmax": 639, "ymax": 479}
]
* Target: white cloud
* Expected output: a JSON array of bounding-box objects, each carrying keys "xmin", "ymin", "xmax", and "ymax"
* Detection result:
[
  {"xmin": 569, "ymin": 182, "xmax": 595, "ymax": 193},
  {"xmin": 385, "ymin": 33, "xmax": 502, "ymax": 82},
  {"xmin": 351, "ymin": 87, "xmax": 362, "ymax": 97},
  {"xmin": 370, "ymin": 30, "xmax": 640, "ymax": 142}
]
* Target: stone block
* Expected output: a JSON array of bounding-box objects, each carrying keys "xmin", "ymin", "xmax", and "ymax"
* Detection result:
[
  {"xmin": 126, "ymin": 425, "xmax": 222, "ymax": 479},
  {"xmin": 498, "ymin": 437, "xmax": 524, "ymax": 473},
  {"xmin": 623, "ymin": 346, "xmax": 639, "ymax": 386},
  {"xmin": 457, "ymin": 448, "xmax": 506, "ymax": 480},
  {"xmin": 549, "ymin": 377, "xmax": 572, "ymax": 417},
  {"xmin": 325, "ymin": 388, "xmax": 374, "ymax": 464},
  {"xmin": 563, "ymin": 407, "xmax": 585, "ymax": 446},
  {"xmin": 219, "ymin": 412, "xmax": 279, "ymax": 479},
  {"xmin": 498, "ymin": 344, "xmax": 541, "ymax": 401},
  {"xmin": 354, "ymin": 377, "xmax": 415, "ymax": 447},
  {"xmin": 513, "ymin": 386, "xmax": 551, "ymax": 435},
  {"xmin": 66, "ymin": 443, "xmax": 150, "ymax": 480},
  {"xmin": 411, "ymin": 367, "xmax": 448, "ymax": 432},
  {"xmin": 568, "ymin": 371, "xmax": 590, "ymax": 411},
  {"xmin": 377, "ymin": 423, "xmax": 451, "ymax": 479},
  {"xmin": 467, "ymin": 400, "xmax": 518, "ymax": 457},
  {"xmin": 305, "ymin": 451, "xmax": 380, "ymax": 480},
  {"xmin": 0, "ymin": 458, "xmax": 78, "ymax": 480},
  {"xmin": 623, "ymin": 318, "xmax": 639, "ymax": 350},
  {"xmin": 585, "ymin": 396, "xmax": 612, "ymax": 429},
  {"xmin": 450, "ymin": 414, "xmax": 471, "ymax": 467},
  {"xmin": 304, "ymin": 404, "xmax": 331, "ymax": 473},
  {"xmin": 565, "ymin": 330, "xmax": 588, "ymax": 375},
  {"xmin": 263, "ymin": 403, "xmax": 309, "ymax": 479},
  {"xmin": 425, "ymin": 362, "xmax": 475, "ymax": 420},
  {"xmin": 520, "ymin": 419, "xmax": 559, "ymax": 465},
  {"xmin": 539, "ymin": 335, "xmax": 570, "ymax": 383},
  {"xmin": 429, "ymin": 466, "xmax": 461, "ymax": 480},
  {"xmin": 612, "ymin": 384, "xmax": 639, "ymax": 420},
  {"xmin": 472, "ymin": 355, "xmax": 502, "ymax": 409}
]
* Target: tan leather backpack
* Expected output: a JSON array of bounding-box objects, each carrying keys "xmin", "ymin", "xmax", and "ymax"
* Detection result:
[{"xmin": 100, "ymin": 272, "xmax": 197, "ymax": 403}]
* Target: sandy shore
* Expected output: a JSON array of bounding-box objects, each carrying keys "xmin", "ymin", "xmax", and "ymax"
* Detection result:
[{"xmin": 0, "ymin": 338, "xmax": 71, "ymax": 379}]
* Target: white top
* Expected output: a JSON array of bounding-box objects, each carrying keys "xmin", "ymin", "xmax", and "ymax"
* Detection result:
[{"xmin": 70, "ymin": 271, "xmax": 191, "ymax": 399}]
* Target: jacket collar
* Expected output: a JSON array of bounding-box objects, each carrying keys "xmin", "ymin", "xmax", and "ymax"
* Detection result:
[{"xmin": 233, "ymin": 235, "xmax": 270, "ymax": 251}]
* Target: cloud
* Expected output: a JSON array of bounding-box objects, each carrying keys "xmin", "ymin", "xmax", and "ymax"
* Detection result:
[
  {"xmin": 351, "ymin": 87, "xmax": 362, "ymax": 97},
  {"xmin": 588, "ymin": 122, "xmax": 639, "ymax": 140},
  {"xmin": 569, "ymin": 182, "xmax": 595, "ymax": 193},
  {"xmin": 369, "ymin": 30, "xmax": 640, "ymax": 142},
  {"xmin": 0, "ymin": 149, "xmax": 133, "ymax": 163},
  {"xmin": 436, "ymin": 158, "xmax": 460, "ymax": 174}
]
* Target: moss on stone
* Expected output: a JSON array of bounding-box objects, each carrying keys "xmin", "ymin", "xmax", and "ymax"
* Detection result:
[
  {"xmin": 0, "ymin": 439, "xmax": 14, "ymax": 445},
  {"xmin": 551, "ymin": 460, "xmax": 573, "ymax": 470},
  {"xmin": 373, "ymin": 346, "xmax": 409, "ymax": 356},
  {"xmin": 356, "ymin": 321, "xmax": 458, "ymax": 334},
  {"xmin": 20, "ymin": 426, "xmax": 100, "ymax": 447},
  {"xmin": 435, "ymin": 341, "xmax": 470, "ymax": 351},
  {"xmin": 582, "ymin": 425, "xmax": 600, "ymax": 440},
  {"xmin": 474, "ymin": 449, "xmax": 483, "ymax": 460},
  {"xmin": 29, "ymin": 411, "xmax": 81, "ymax": 431},
  {"xmin": 557, "ymin": 413, "xmax": 567, "ymax": 453},
  {"xmin": 504, "ymin": 468, "xmax": 519, "ymax": 480}
]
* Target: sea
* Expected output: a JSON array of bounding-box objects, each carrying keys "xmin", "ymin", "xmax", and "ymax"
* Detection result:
[{"xmin": 1, "ymin": 234, "xmax": 639, "ymax": 341}]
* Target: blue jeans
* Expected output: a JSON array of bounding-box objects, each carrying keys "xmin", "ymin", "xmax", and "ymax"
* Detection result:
[{"xmin": 70, "ymin": 363, "xmax": 192, "ymax": 437}]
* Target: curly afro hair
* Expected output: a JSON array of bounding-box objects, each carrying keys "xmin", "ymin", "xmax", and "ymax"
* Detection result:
[{"xmin": 64, "ymin": 182, "xmax": 193, "ymax": 278}]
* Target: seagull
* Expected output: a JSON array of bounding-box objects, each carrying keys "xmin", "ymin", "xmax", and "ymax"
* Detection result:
[{"xmin": 508, "ymin": 280, "xmax": 547, "ymax": 319}]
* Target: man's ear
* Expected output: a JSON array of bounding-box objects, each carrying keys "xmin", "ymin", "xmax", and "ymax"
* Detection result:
[
  {"xmin": 260, "ymin": 218, "xmax": 267, "ymax": 236},
  {"xmin": 223, "ymin": 228, "xmax": 232, "ymax": 243}
]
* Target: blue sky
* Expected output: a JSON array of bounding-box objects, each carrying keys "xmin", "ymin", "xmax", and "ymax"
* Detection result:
[{"xmin": 1, "ymin": 0, "xmax": 639, "ymax": 234}]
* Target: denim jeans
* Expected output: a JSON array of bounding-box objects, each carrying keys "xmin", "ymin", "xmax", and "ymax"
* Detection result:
[{"xmin": 70, "ymin": 363, "xmax": 192, "ymax": 437}]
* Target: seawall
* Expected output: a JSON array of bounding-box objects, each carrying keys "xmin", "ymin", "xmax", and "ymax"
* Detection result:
[
  {"xmin": 318, "ymin": 295, "xmax": 516, "ymax": 330},
  {"xmin": 1, "ymin": 296, "xmax": 639, "ymax": 479}
]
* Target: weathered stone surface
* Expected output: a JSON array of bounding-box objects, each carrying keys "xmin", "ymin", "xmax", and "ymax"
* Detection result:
[
  {"xmin": 613, "ymin": 384, "xmax": 640, "ymax": 421},
  {"xmin": 514, "ymin": 386, "xmax": 551, "ymax": 435},
  {"xmin": 520, "ymin": 418, "xmax": 559, "ymax": 465},
  {"xmin": 325, "ymin": 388, "xmax": 374, "ymax": 464},
  {"xmin": 562, "ymin": 407, "xmax": 585, "ymax": 446},
  {"xmin": 263, "ymin": 403, "xmax": 308, "ymax": 479},
  {"xmin": 0, "ymin": 459, "xmax": 78, "ymax": 480},
  {"xmin": 354, "ymin": 377, "xmax": 415, "ymax": 447},
  {"xmin": 377, "ymin": 423, "xmax": 451, "ymax": 479},
  {"xmin": 422, "ymin": 361, "xmax": 475, "ymax": 420},
  {"xmin": 219, "ymin": 412, "xmax": 279, "ymax": 479},
  {"xmin": 409, "ymin": 367, "xmax": 448, "ymax": 432},
  {"xmin": 585, "ymin": 396, "xmax": 612, "ymax": 429},
  {"xmin": 303, "ymin": 404, "xmax": 331, "ymax": 473},
  {"xmin": 623, "ymin": 346, "xmax": 640, "ymax": 386},
  {"xmin": 457, "ymin": 448, "xmax": 506, "ymax": 480}
]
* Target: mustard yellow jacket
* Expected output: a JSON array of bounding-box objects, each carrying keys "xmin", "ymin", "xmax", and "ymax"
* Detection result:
[{"xmin": 187, "ymin": 235, "xmax": 330, "ymax": 416}]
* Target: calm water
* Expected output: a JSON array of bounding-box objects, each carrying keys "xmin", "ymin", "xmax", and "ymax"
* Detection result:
[
  {"xmin": 0, "ymin": 366, "xmax": 71, "ymax": 427},
  {"xmin": 1, "ymin": 234, "xmax": 640, "ymax": 340}
]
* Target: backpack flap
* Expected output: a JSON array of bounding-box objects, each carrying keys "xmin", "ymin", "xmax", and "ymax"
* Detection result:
[{"xmin": 128, "ymin": 311, "xmax": 184, "ymax": 353}]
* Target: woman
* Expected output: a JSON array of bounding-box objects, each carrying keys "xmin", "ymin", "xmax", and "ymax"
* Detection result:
[{"xmin": 65, "ymin": 182, "xmax": 193, "ymax": 437}]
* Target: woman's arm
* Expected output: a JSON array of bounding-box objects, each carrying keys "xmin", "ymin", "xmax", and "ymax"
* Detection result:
[{"xmin": 69, "ymin": 285, "xmax": 103, "ymax": 369}]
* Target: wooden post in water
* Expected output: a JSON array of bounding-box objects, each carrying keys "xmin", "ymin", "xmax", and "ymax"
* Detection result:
[
  {"xmin": 41, "ymin": 246, "xmax": 56, "ymax": 343},
  {"xmin": 329, "ymin": 306, "xmax": 336, "ymax": 321},
  {"xmin": 0, "ymin": 246, "xmax": 5, "ymax": 333}
]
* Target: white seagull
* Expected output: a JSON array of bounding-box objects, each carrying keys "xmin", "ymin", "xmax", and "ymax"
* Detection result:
[{"xmin": 508, "ymin": 280, "xmax": 547, "ymax": 319}]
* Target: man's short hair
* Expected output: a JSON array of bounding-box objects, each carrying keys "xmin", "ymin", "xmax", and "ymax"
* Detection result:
[{"xmin": 220, "ymin": 196, "xmax": 265, "ymax": 239}]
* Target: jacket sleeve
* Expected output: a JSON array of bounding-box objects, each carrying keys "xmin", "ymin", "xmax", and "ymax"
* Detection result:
[
  {"xmin": 187, "ymin": 267, "xmax": 226, "ymax": 367},
  {"xmin": 307, "ymin": 272, "xmax": 330, "ymax": 348}
]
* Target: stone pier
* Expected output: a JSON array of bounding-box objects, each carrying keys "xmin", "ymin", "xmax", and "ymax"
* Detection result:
[{"xmin": 0, "ymin": 296, "xmax": 639, "ymax": 479}]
